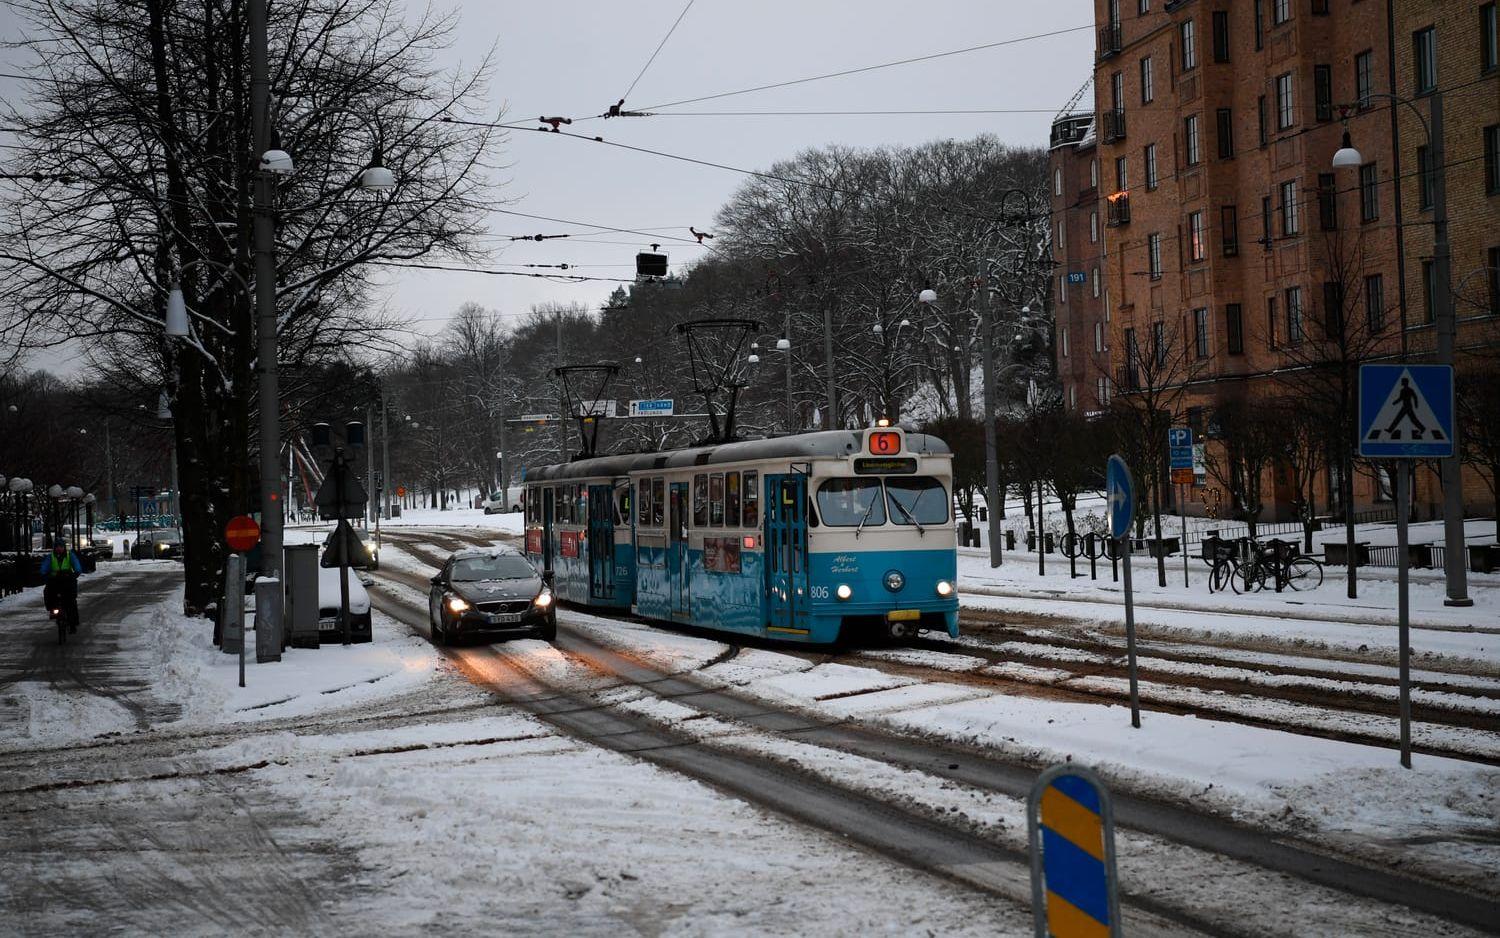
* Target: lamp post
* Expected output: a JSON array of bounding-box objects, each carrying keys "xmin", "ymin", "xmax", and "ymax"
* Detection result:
[{"xmin": 1333, "ymin": 94, "xmax": 1470, "ymax": 607}]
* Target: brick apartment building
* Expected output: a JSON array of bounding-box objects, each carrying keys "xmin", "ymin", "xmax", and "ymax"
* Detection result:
[{"xmin": 1052, "ymin": 0, "xmax": 1500, "ymax": 521}]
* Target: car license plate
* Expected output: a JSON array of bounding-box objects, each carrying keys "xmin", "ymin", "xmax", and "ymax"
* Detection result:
[
  {"xmin": 489, "ymin": 612, "xmax": 524, "ymax": 624},
  {"xmin": 886, "ymin": 609, "xmax": 920, "ymax": 623},
  {"xmin": 318, "ymin": 617, "xmax": 338, "ymax": 631}
]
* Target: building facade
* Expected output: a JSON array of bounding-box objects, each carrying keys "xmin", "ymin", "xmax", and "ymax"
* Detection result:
[{"xmin": 1053, "ymin": 0, "xmax": 1500, "ymax": 521}]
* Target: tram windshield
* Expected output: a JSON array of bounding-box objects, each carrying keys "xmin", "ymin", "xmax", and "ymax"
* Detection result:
[
  {"xmin": 885, "ymin": 476, "xmax": 949, "ymax": 526},
  {"xmin": 452, "ymin": 555, "xmax": 538, "ymax": 582},
  {"xmin": 816, "ymin": 478, "xmax": 886, "ymax": 527}
]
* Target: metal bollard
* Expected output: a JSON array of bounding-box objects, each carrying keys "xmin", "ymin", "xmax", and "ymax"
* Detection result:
[
  {"xmin": 1088, "ymin": 532, "xmax": 1097, "ymax": 580},
  {"xmin": 255, "ymin": 577, "xmax": 283, "ymax": 663}
]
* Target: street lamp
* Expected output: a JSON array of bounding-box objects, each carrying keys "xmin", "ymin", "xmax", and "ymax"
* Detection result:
[{"xmin": 1333, "ymin": 95, "xmax": 1469, "ymax": 606}]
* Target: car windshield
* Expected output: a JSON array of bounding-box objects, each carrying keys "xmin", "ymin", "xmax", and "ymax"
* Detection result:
[
  {"xmin": 816, "ymin": 478, "xmax": 886, "ymax": 527},
  {"xmin": 451, "ymin": 555, "xmax": 535, "ymax": 582},
  {"xmin": 886, "ymin": 477, "xmax": 949, "ymax": 525},
  {"xmin": 157, "ymin": 529, "xmax": 182, "ymax": 541}
]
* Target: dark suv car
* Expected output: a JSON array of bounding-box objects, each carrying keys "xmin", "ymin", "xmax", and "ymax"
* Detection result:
[{"xmin": 427, "ymin": 548, "xmax": 555, "ymax": 645}]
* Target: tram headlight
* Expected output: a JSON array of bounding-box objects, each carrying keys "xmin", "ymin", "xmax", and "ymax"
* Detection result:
[
  {"xmin": 835, "ymin": 583, "xmax": 853, "ymax": 601},
  {"xmin": 447, "ymin": 596, "xmax": 470, "ymax": 613},
  {"xmin": 935, "ymin": 580, "xmax": 954, "ymax": 598},
  {"xmin": 884, "ymin": 570, "xmax": 905, "ymax": 592}
]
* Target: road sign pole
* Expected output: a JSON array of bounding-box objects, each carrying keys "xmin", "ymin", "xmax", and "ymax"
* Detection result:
[
  {"xmin": 1122, "ymin": 539, "xmax": 1140, "ymax": 729},
  {"xmin": 1107, "ymin": 455, "xmax": 1141, "ymax": 729},
  {"xmin": 1396, "ymin": 460, "xmax": 1412, "ymax": 769},
  {"xmin": 1180, "ymin": 484, "xmax": 1189, "ymax": 589}
]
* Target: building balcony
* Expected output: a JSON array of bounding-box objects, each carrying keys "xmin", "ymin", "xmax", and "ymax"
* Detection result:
[
  {"xmin": 1100, "ymin": 108, "xmax": 1126, "ymax": 143},
  {"xmin": 1106, "ymin": 190, "xmax": 1131, "ymax": 226},
  {"xmin": 1098, "ymin": 23, "xmax": 1123, "ymax": 59},
  {"xmin": 1049, "ymin": 113, "xmax": 1094, "ymax": 150}
]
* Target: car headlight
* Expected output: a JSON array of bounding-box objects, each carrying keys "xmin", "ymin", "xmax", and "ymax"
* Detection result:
[
  {"xmin": 936, "ymin": 580, "xmax": 954, "ymax": 597},
  {"xmin": 836, "ymin": 583, "xmax": 852, "ymax": 601},
  {"xmin": 534, "ymin": 591, "xmax": 553, "ymax": 609},
  {"xmin": 447, "ymin": 597, "xmax": 470, "ymax": 613},
  {"xmin": 884, "ymin": 570, "xmax": 905, "ymax": 592}
]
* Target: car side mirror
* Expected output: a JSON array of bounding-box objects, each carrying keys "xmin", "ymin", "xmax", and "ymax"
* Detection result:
[
  {"xmin": 542, "ymin": 569, "xmax": 554, "ymax": 585},
  {"xmin": 429, "ymin": 574, "xmax": 443, "ymax": 586}
]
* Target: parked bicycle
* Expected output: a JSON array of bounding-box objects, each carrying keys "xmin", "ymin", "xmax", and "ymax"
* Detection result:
[{"xmin": 1235, "ymin": 538, "xmax": 1325, "ymax": 593}]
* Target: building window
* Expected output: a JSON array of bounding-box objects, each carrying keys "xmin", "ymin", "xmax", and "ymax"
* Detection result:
[
  {"xmin": 1194, "ymin": 307, "xmax": 1210, "ymax": 358},
  {"xmin": 1124, "ymin": 328, "xmax": 1140, "ymax": 387},
  {"xmin": 1148, "ymin": 232, "xmax": 1163, "ymax": 279},
  {"xmin": 1115, "ymin": 156, "xmax": 1128, "ymax": 190},
  {"xmin": 1144, "ymin": 143, "xmax": 1158, "ymax": 189},
  {"xmin": 1312, "ymin": 0, "xmax": 1328, "ymax": 14},
  {"xmin": 1275, "ymin": 73, "xmax": 1295, "ymax": 130},
  {"xmin": 1138, "ymin": 0, "xmax": 1149, "ymax": 13},
  {"xmin": 1318, "ymin": 172, "xmax": 1338, "ymax": 230},
  {"xmin": 1152, "ymin": 321, "xmax": 1166, "ymax": 367},
  {"xmin": 1365, "ymin": 273, "xmax": 1385, "ymax": 333},
  {"xmin": 1061, "ymin": 326, "xmax": 1070, "ymax": 357},
  {"xmin": 1092, "ymin": 266, "xmax": 1101, "ymax": 297},
  {"xmin": 1257, "ymin": 95, "xmax": 1268, "ymax": 146},
  {"xmin": 1097, "ymin": 376, "xmax": 1111, "ymax": 406},
  {"xmin": 1313, "ymin": 65, "xmax": 1333, "ymax": 121},
  {"xmin": 1488, "ymin": 246, "xmax": 1500, "ymax": 315},
  {"xmin": 1483, "ymin": 4, "xmax": 1499, "ymax": 73},
  {"xmin": 1087, "ymin": 210, "xmax": 1097, "ymax": 243},
  {"xmin": 1266, "ymin": 296, "xmax": 1279, "ymax": 349},
  {"xmin": 1359, "ymin": 162, "xmax": 1379, "ymax": 221},
  {"xmin": 1188, "ymin": 210, "xmax": 1207, "ymax": 262},
  {"xmin": 1279, "ymin": 179, "xmax": 1299, "ymax": 235},
  {"xmin": 1261, "ymin": 195, "xmax": 1274, "ymax": 249},
  {"xmin": 1212, "ymin": 11, "xmax": 1230, "ymax": 63},
  {"xmin": 1323, "ymin": 281, "xmax": 1345, "ymax": 337},
  {"xmin": 1273, "ymin": 0, "xmax": 1290, "ymax": 26},
  {"xmin": 1054, "ymin": 167, "xmax": 1063, "ymax": 196},
  {"xmin": 1140, "ymin": 56, "xmax": 1154, "ymax": 103},
  {"xmin": 1286, "ymin": 286, "xmax": 1304, "ymax": 346},
  {"xmin": 1254, "ymin": 0, "xmax": 1265, "ymax": 49},
  {"xmin": 1485, "ymin": 125, "xmax": 1500, "ymax": 195},
  {"xmin": 1216, "ymin": 108, "xmax": 1235, "ymax": 158},
  {"xmin": 1185, "ymin": 114, "xmax": 1201, "ymax": 165},
  {"xmin": 1414, "ymin": 26, "xmax": 1438, "ymax": 94},
  {"xmin": 1181, "ymin": 19, "xmax": 1197, "ymax": 70},
  {"xmin": 1417, "ymin": 146, "xmax": 1435, "ymax": 210},
  {"xmin": 1094, "ymin": 321, "xmax": 1105, "ymax": 352},
  {"xmin": 1111, "ymin": 71, "xmax": 1125, "ymax": 110},
  {"xmin": 1355, "ymin": 51, "xmax": 1373, "ymax": 109},
  {"xmin": 1059, "ymin": 275, "xmax": 1068, "ymax": 304},
  {"xmin": 1057, "ymin": 218, "xmax": 1065, "ymax": 251},
  {"xmin": 1221, "ymin": 205, "xmax": 1239, "ymax": 256},
  {"xmin": 1090, "ymin": 158, "xmax": 1099, "ymax": 189},
  {"xmin": 1422, "ymin": 259, "xmax": 1437, "ymax": 323},
  {"xmin": 1226, "ymin": 303, "xmax": 1244, "ymax": 354}
]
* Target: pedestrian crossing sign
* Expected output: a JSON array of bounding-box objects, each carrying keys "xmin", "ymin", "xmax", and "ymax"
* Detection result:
[{"xmin": 1358, "ymin": 364, "xmax": 1454, "ymax": 459}]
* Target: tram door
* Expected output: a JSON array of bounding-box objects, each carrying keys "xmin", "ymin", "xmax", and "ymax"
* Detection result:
[
  {"xmin": 669, "ymin": 481, "xmax": 691, "ymax": 618},
  {"xmin": 764, "ymin": 474, "xmax": 808, "ymax": 632},
  {"xmin": 587, "ymin": 484, "xmax": 615, "ymax": 600},
  {"xmin": 541, "ymin": 487, "xmax": 555, "ymax": 573}
]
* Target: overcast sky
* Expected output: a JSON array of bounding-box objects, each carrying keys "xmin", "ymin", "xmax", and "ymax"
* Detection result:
[{"xmin": 2, "ymin": 1, "xmax": 1094, "ymax": 362}]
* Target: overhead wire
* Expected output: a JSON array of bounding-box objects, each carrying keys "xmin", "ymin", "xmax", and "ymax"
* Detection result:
[{"xmin": 618, "ymin": 0, "xmax": 695, "ymax": 106}]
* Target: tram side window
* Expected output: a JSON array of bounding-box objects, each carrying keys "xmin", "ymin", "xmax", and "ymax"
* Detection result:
[
  {"xmin": 638, "ymin": 480, "xmax": 651, "ymax": 528},
  {"xmin": 816, "ymin": 478, "xmax": 885, "ymax": 527},
  {"xmin": 616, "ymin": 485, "xmax": 631, "ymax": 525},
  {"xmin": 725, "ymin": 472, "xmax": 741, "ymax": 527},
  {"xmin": 693, "ymin": 474, "xmax": 708, "ymax": 527},
  {"xmin": 563, "ymin": 485, "xmax": 574, "ymax": 523},
  {"xmin": 742, "ymin": 472, "xmax": 759, "ymax": 528},
  {"xmin": 651, "ymin": 477, "xmax": 665, "ymax": 527},
  {"xmin": 576, "ymin": 486, "xmax": 587, "ymax": 525},
  {"xmin": 709, "ymin": 474, "xmax": 724, "ymax": 527}
]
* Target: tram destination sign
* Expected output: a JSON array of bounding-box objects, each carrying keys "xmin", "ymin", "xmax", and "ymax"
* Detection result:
[{"xmin": 853, "ymin": 456, "xmax": 919, "ymax": 475}]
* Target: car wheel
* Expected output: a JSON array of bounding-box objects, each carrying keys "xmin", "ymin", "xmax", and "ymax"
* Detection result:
[{"xmin": 538, "ymin": 616, "xmax": 557, "ymax": 643}]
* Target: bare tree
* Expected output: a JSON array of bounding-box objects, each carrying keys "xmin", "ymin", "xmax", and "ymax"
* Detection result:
[
  {"xmin": 1201, "ymin": 389, "xmax": 1284, "ymax": 541},
  {"xmin": 0, "ymin": 0, "xmax": 502, "ymax": 612}
]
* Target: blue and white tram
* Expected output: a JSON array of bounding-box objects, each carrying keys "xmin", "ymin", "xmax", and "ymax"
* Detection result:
[{"xmin": 522, "ymin": 426, "xmax": 958, "ymax": 643}]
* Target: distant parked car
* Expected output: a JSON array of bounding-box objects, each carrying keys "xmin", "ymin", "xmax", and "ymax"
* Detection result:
[
  {"xmin": 131, "ymin": 528, "xmax": 183, "ymax": 560},
  {"xmin": 317, "ymin": 565, "xmax": 372, "ymax": 642},
  {"xmin": 481, "ymin": 490, "xmax": 519, "ymax": 515},
  {"xmin": 320, "ymin": 525, "xmax": 379, "ymax": 570},
  {"xmin": 90, "ymin": 534, "xmax": 115, "ymax": 560}
]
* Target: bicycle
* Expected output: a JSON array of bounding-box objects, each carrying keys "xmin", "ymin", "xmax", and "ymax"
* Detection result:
[{"xmin": 1235, "ymin": 539, "xmax": 1325, "ymax": 593}]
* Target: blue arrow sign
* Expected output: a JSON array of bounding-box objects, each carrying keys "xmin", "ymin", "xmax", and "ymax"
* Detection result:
[
  {"xmin": 1359, "ymin": 364, "xmax": 1454, "ymax": 459},
  {"xmin": 1106, "ymin": 455, "xmax": 1134, "ymax": 539}
]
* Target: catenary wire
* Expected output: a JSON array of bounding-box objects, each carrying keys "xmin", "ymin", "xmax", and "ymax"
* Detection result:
[{"xmin": 619, "ymin": 0, "xmax": 695, "ymax": 105}]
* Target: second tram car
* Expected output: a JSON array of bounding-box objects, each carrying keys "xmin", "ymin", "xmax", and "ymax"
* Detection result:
[{"xmin": 522, "ymin": 426, "xmax": 958, "ymax": 643}]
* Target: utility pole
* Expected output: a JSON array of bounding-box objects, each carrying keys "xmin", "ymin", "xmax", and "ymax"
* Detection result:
[
  {"xmin": 250, "ymin": 0, "xmax": 282, "ymax": 579},
  {"xmin": 380, "ymin": 391, "xmax": 391, "ymax": 530},
  {"xmin": 822, "ymin": 303, "xmax": 837, "ymax": 427},
  {"xmin": 785, "ymin": 307, "xmax": 795, "ymax": 433},
  {"xmin": 555, "ymin": 309, "xmax": 567, "ymax": 459},
  {"xmin": 365, "ymin": 405, "xmax": 375, "ymax": 528},
  {"xmin": 1428, "ymin": 94, "xmax": 1471, "ymax": 607},
  {"xmin": 103, "ymin": 423, "xmax": 114, "ymax": 519},
  {"xmin": 978, "ymin": 259, "xmax": 1003, "ymax": 568}
]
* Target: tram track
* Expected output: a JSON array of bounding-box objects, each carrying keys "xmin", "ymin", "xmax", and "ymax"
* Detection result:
[{"xmin": 365, "ymin": 558, "xmax": 1500, "ymax": 933}]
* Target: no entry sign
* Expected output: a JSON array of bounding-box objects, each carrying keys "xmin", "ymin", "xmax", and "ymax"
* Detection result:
[{"xmin": 225, "ymin": 515, "xmax": 261, "ymax": 552}]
